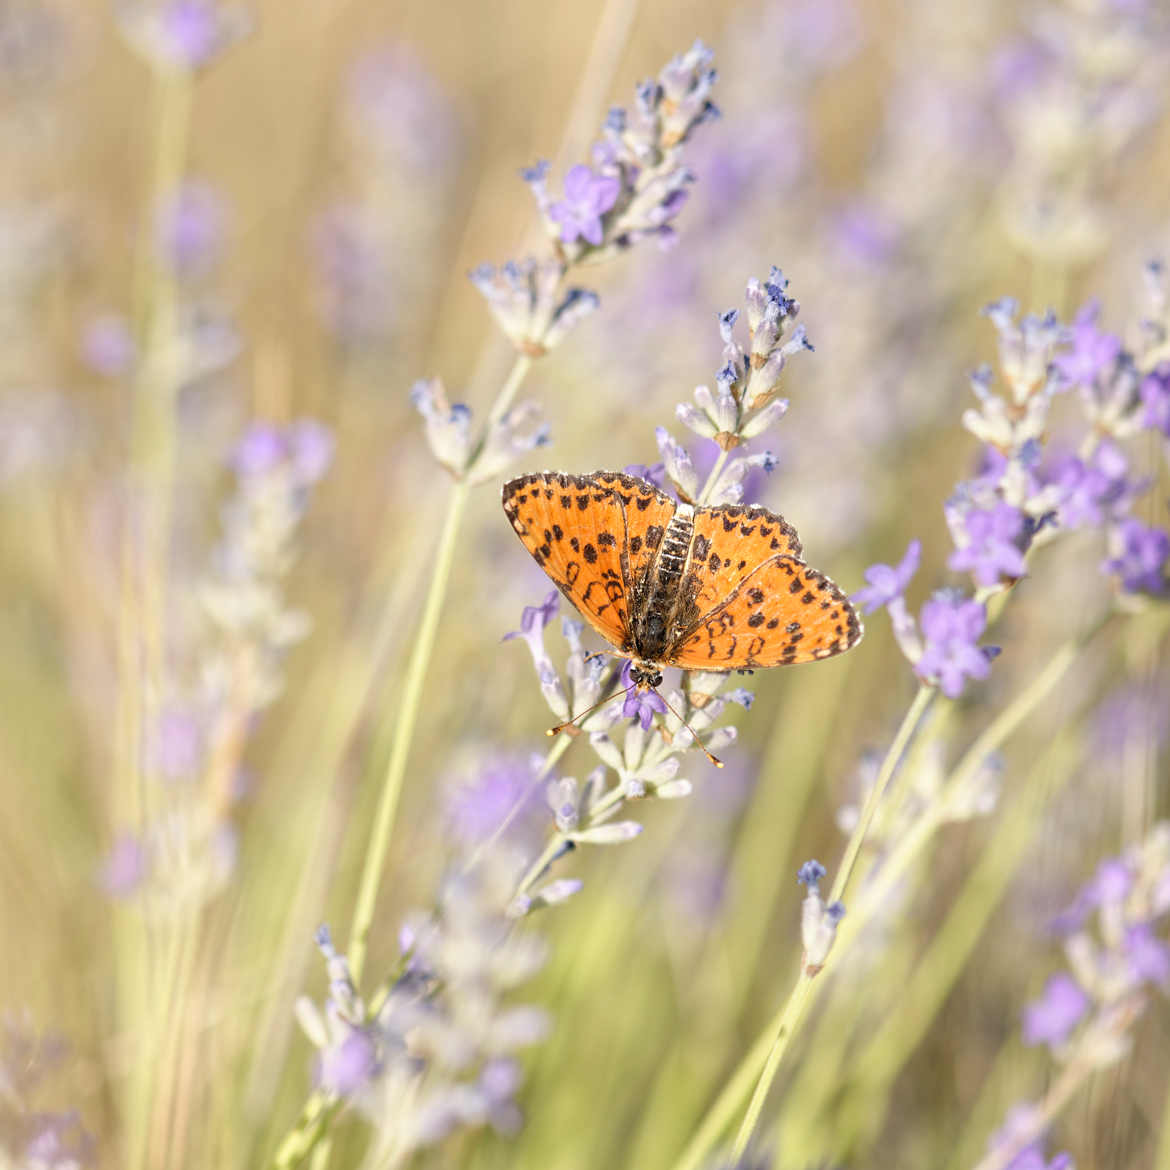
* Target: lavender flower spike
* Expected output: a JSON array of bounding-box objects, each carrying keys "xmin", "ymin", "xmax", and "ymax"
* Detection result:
[{"xmin": 853, "ymin": 539, "xmax": 921, "ymax": 614}]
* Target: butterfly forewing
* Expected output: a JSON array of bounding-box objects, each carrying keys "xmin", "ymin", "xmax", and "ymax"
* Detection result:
[
  {"xmin": 502, "ymin": 472, "xmax": 633, "ymax": 651},
  {"xmin": 668, "ymin": 554, "xmax": 862, "ymax": 669},
  {"xmin": 588, "ymin": 471, "xmax": 678, "ymax": 587}
]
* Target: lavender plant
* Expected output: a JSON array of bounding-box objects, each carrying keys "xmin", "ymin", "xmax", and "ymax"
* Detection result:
[
  {"xmin": 974, "ymin": 822, "xmax": 1170, "ymax": 1170},
  {"xmin": 673, "ymin": 279, "xmax": 1170, "ymax": 1170},
  {"xmin": 341, "ymin": 40, "xmax": 724, "ymax": 999}
]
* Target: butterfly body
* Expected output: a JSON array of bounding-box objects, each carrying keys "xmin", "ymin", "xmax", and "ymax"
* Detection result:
[{"xmin": 502, "ymin": 470, "xmax": 862, "ymax": 684}]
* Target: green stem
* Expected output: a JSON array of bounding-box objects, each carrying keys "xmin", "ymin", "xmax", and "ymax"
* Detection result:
[
  {"xmin": 345, "ymin": 476, "xmax": 471, "ymax": 985},
  {"xmin": 672, "ymin": 610, "xmax": 1111, "ymax": 1170},
  {"xmin": 828, "ymin": 685, "xmax": 934, "ymax": 905},
  {"xmin": 697, "ymin": 448, "xmax": 730, "ymax": 505},
  {"xmin": 727, "ymin": 685, "xmax": 934, "ymax": 1161}
]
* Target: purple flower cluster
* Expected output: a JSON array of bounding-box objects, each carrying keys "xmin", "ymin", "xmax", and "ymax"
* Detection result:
[
  {"xmin": 983, "ymin": 824, "xmax": 1170, "ymax": 1170},
  {"xmin": 411, "ymin": 377, "xmax": 549, "ymax": 483},
  {"xmin": 661, "ymin": 269, "xmax": 808, "ymax": 505},
  {"xmin": 118, "ymin": 0, "xmax": 250, "ymax": 72},
  {"xmin": 856, "ymin": 288, "xmax": 1170, "ymax": 704},
  {"xmin": 1028, "ymin": 825, "xmax": 1170, "ymax": 1056},
  {"xmin": 296, "ymin": 864, "xmax": 549, "ymax": 1150},
  {"xmin": 471, "ymin": 43, "xmax": 717, "ymax": 356}
]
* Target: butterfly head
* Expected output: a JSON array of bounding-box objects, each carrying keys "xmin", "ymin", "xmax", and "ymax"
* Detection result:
[{"xmin": 628, "ymin": 662, "xmax": 664, "ymax": 692}]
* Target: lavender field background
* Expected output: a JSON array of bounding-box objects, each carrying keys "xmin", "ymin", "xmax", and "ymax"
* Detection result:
[{"xmin": 1, "ymin": 1, "xmax": 1169, "ymax": 1168}]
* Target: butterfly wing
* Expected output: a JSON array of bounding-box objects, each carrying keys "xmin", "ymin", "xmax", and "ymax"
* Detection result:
[
  {"xmin": 502, "ymin": 472, "xmax": 637, "ymax": 652},
  {"xmin": 686, "ymin": 502, "xmax": 804, "ymax": 613},
  {"xmin": 587, "ymin": 471, "xmax": 678, "ymax": 586},
  {"xmin": 666, "ymin": 554, "xmax": 862, "ymax": 669}
]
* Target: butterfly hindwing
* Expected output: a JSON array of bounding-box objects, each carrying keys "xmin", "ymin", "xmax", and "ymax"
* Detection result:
[
  {"xmin": 686, "ymin": 503, "xmax": 803, "ymax": 613},
  {"xmin": 667, "ymin": 554, "xmax": 862, "ymax": 670},
  {"xmin": 502, "ymin": 472, "xmax": 633, "ymax": 651}
]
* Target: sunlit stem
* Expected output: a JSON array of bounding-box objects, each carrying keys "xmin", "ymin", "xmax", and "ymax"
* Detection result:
[
  {"xmin": 697, "ymin": 448, "xmax": 730, "ymax": 505},
  {"xmin": 670, "ymin": 613, "xmax": 1112, "ymax": 1170},
  {"xmin": 728, "ymin": 684, "xmax": 933, "ymax": 1162},
  {"xmin": 345, "ymin": 475, "xmax": 471, "ymax": 986}
]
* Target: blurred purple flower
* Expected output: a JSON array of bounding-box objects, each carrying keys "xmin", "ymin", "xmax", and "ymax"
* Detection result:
[
  {"xmin": 23, "ymin": 1109, "xmax": 95, "ymax": 1169},
  {"xmin": 446, "ymin": 756, "xmax": 545, "ymax": 850},
  {"xmin": 161, "ymin": 0, "xmax": 225, "ymax": 65},
  {"xmin": 81, "ymin": 314, "xmax": 136, "ymax": 378},
  {"xmin": 232, "ymin": 423, "xmax": 288, "ymax": 476},
  {"xmin": 289, "ymin": 419, "xmax": 335, "ymax": 483},
  {"xmin": 622, "ymin": 461, "xmax": 666, "ymax": 489},
  {"xmin": 311, "ymin": 206, "xmax": 391, "ymax": 342},
  {"xmin": 914, "ymin": 594, "xmax": 991, "ymax": 699},
  {"xmin": 832, "ymin": 201, "xmax": 900, "ymax": 267},
  {"xmin": 988, "ymin": 1106, "xmax": 1073, "ymax": 1170},
  {"xmin": 1124, "ymin": 923, "xmax": 1170, "ymax": 988},
  {"xmin": 318, "ymin": 1027, "xmax": 379, "ymax": 1097},
  {"xmin": 948, "ymin": 501, "xmax": 1028, "ymax": 587},
  {"xmin": 549, "ymin": 164, "xmax": 620, "ymax": 246},
  {"xmin": 1102, "ymin": 518, "xmax": 1170, "ymax": 596},
  {"xmin": 120, "ymin": 0, "xmax": 249, "ymax": 72},
  {"xmin": 1052, "ymin": 300, "xmax": 1121, "ymax": 389},
  {"xmin": 150, "ymin": 708, "xmax": 205, "ymax": 781},
  {"xmin": 1046, "ymin": 441, "xmax": 1138, "ymax": 530},
  {"xmin": 345, "ymin": 44, "xmax": 461, "ymax": 175},
  {"xmin": 1141, "ymin": 362, "xmax": 1170, "ymax": 436},
  {"xmin": 620, "ymin": 659, "xmax": 667, "ymax": 730},
  {"xmin": 1022, "ymin": 973, "xmax": 1088, "ymax": 1048},
  {"xmin": 853, "ymin": 539, "xmax": 920, "ymax": 614},
  {"xmin": 230, "ymin": 420, "xmax": 333, "ymax": 485},
  {"xmin": 99, "ymin": 833, "xmax": 148, "ymax": 897},
  {"xmin": 157, "ymin": 181, "xmax": 225, "ymax": 276}
]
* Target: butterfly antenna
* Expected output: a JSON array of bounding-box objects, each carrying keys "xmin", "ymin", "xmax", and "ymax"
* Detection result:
[
  {"xmin": 655, "ymin": 689, "xmax": 724, "ymax": 768},
  {"xmin": 548, "ymin": 685, "xmax": 633, "ymax": 737}
]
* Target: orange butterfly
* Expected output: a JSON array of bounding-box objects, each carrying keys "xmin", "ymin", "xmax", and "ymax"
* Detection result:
[{"xmin": 502, "ymin": 470, "xmax": 862, "ymax": 737}]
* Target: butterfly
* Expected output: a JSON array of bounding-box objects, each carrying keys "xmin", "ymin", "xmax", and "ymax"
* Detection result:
[{"xmin": 502, "ymin": 470, "xmax": 862, "ymax": 749}]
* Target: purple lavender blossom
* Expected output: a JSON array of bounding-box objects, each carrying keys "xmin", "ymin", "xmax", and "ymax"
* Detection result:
[
  {"xmin": 797, "ymin": 859, "xmax": 827, "ymax": 892},
  {"xmin": 549, "ymin": 165, "xmax": 620, "ymax": 246},
  {"xmin": 120, "ymin": 0, "xmax": 249, "ymax": 71},
  {"xmin": 1123, "ymin": 923, "xmax": 1170, "ymax": 988},
  {"xmin": 99, "ymin": 833, "xmax": 148, "ymax": 897},
  {"xmin": 1022, "ymin": 973, "xmax": 1088, "ymax": 1048},
  {"xmin": 160, "ymin": 0, "xmax": 226, "ymax": 66},
  {"xmin": 150, "ymin": 708, "xmax": 205, "ymax": 781},
  {"xmin": 1052, "ymin": 300, "xmax": 1121, "ymax": 389},
  {"xmin": 1141, "ymin": 362, "xmax": 1170, "ymax": 436},
  {"xmin": 988, "ymin": 1108, "xmax": 1073, "ymax": 1170},
  {"xmin": 1045, "ymin": 441, "xmax": 1138, "ymax": 530},
  {"xmin": 81, "ymin": 315, "xmax": 136, "ymax": 377},
  {"xmin": 22, "ymin": 1110, "xmax": 95, "ymax": 1169},
  {"xmin": 914, "ymin": 594, "xmax": 992, "ymax": 699},
  {"xmin": 232, "ymin": 424, "xmax": 289, "ymax": 477},
  {"xmin": 948, "ymin": 501, "xmax": 1028, "ymax": 587},
  {"xmin": 317, "ymin": 1027, "xmax": 379, "ymax": 1097},
  {"xmin": 622, "ymin": 461, "xmax": 666, "ymax": 489},
  {"xmin": 229, "ymin": 420, "xmax": 334, "ymax": 485},
  {"xmin": 446, "ymin": 757, "xmax": 545, "ymax": 850},
  {"xmin": 1102, "ymin": 518, "xmax": 1170, "ymax": 596},
  {"xmin": 852, "ymin": 539, "xmax": 921, "ymax": 614},
  {"xmin": 157, "ymin": 182, "xmax": 225, "ymax": 276},
  {"xmin": 503, "ymin": 591, "xmax": 559, "ymax": 647},
  {"xmin": 620, "ymin": 659, "xmax": 667, "ymax": 730}
]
